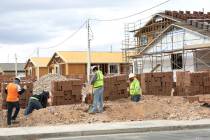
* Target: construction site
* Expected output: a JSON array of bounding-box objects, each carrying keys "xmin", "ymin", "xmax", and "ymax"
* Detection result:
[{"xmin": 0, "ymin": 10, "xmax": 210, "ymax": 129}]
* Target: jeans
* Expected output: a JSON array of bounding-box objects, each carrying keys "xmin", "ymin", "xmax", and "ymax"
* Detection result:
[
  {"xmin": 131, "ymin": 94, "xmax": 141, "ymax": 102},
  {"xmin": 7, "ymin": 102, "xmax": 20, "ymax": 125},
  {"xmin": 24, "ymin": 98, "xmax": 43, "ymax": 116},
  {"xmin": 91, "ymin": 87, "xmax": 104, "ymax": 113}
]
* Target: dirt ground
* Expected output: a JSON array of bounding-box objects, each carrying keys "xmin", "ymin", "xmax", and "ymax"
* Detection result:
[{"xmin": 1, "ymin": 95, "xmax": 210, "ymax": 128}]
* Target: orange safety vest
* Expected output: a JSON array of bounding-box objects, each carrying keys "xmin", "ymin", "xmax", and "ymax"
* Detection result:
[{"xmin": 6, "ymin": 83, "xmax": 20, "ymax": 102}]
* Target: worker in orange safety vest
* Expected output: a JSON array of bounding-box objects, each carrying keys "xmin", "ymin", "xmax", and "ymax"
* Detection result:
[{"xmin": 5, "ymin": 77, "xmax": 26, "ymax": 126}]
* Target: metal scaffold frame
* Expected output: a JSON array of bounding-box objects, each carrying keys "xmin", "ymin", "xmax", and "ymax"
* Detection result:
[{"xmin": 122, "ymin": 13, "xmax": 210, "ymax": 74}]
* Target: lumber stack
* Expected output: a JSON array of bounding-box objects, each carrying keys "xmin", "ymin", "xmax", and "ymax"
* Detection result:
[
  {"xmin": 141, "ymin": 72, "xmax": 173, "ymax": 96},
  {"xmin": 51, "ymin": 79, "xmax": 82, "ymax": 105},
  {"xmin": 1, "ymin": 82, "xmax": 33, "ymax": 109}
]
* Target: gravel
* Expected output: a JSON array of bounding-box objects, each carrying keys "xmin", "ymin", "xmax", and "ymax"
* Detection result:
[{"xmin": 33, "ymin": 74, "xmax": 67, "ymax": 94}]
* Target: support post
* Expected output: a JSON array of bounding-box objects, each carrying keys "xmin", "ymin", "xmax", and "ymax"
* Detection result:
[
  {"xmin": 15, "ymin": 54, "xmax": 17, "ymax": 77},
  {"xmin": 87, "ymin": 19, "xmax": 91, "ymax": 83}
]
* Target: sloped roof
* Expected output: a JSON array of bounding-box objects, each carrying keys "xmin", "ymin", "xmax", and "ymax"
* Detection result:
[
  {"xmin": 135, "ymin": 23, "xmax": 210, "ymax": 56},
  {"xmin": 0, "ymin": 63, "xmax": 25, "ymax": 72},
  {"xmin": 135, "ymin": 10, "xmax": 210, "ymax": 38},
  {"xmin": 25, "ymin": 57, "xmax": 50, "ymax": 68},
  {"xmin": 49, "ymin": 51, "xmax": 125, "ymax": 65}
]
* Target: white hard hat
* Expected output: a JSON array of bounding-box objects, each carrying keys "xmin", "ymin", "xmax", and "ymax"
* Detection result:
[
  {"xmin": 91, "ymin": 66, "xmax": 97, "ymax": 70},
  {"xmin": 15, "ymin": 77, "xmax": 21, "ymax": 82},
  {"xmin": 129, "ymin": 73, "xmax": 135, "ymax": 79}
]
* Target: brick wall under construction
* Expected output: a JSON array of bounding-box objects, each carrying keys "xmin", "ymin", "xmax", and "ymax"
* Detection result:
[
  {"xmin": 85, "ymin": 75, "xmax": 129, "ymax": 104},
  {"xmin": 104, "ymin": 74, "xmax": 129, "ymax": 101},
  {"xmin": 51, "ymin": 79, "xmax": 82, "ymax": 105},
  {"xmin": 137, "ymin": 72, "xmax": 173, "ymax": 96},
  {"xmin": 176, "ymin": 71, "xmax": 210, "ymax": 96}
]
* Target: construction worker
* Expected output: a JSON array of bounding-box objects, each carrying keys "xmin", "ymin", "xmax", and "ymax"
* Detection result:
[
  {"xmin": 129, "ymin": 73, "xmax": 142, "ymax": 102},
  {"xmin": 89, "ymin": 66, "xmax": 104, "ymax": 114},
  {"xmin": 5, "ymin": 77, "xmax": 26, "ymax": 126},
  {"xmin": 24, "ymin": 91, "xmax": 50, "ymax": 116}
]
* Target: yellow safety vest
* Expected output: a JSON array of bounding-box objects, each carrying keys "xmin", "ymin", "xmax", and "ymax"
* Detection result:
[
  {"xmin": 130, "ymin": 78, "xmax": 142, "ymax": 95},
  {"xmin": 93, "ymin": 70, "xmax": 104, "ymax": 88}
]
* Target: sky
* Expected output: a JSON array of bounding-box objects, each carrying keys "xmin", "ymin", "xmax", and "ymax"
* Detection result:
[{"xmin": 0, "ymin": 0, "xmax": 210, "ymax": 63}]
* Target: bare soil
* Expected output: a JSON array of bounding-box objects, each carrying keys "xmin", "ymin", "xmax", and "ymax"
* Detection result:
[{"xmin": 1, "ymin": 95, "xmax": 210, "ymax": 128}]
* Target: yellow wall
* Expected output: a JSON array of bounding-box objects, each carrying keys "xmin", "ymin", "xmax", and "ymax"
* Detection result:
[
  {"xmin": 39, "ymin": 67, "xmax": 48, "ymax": 77},
  {"xmin": 67, "ymin": 64, "xmax": 86, "ymax": 75}
]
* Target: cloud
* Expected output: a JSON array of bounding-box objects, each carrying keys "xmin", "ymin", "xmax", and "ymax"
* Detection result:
[
  {"xmin": 0, "ymin": 0, "xmax": 210, "ymax": 63},
  {"xmin": 0, "ymin": 0, "xmax": 128, "ymax": 13}
]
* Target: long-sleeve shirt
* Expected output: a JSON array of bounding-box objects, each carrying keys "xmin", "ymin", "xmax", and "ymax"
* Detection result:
[{"xmin": 90, "ymin": 73, "xmax": 97, "ymax": 85}]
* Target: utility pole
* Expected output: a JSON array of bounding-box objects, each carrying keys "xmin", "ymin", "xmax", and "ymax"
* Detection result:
[
  {"xmin": 87, "ymin": 19, "xmax": 91, "ymax": 83},
  {"xmin": 15, "ymin": 53, "xmax": 17, "ymax": 77},
  {"xmin": 37, "ymin": 47, "xmax": 39, "ymax": 57},
  {"xmin": 7, "ymin": 54, "xmax": 9, "ymax": 63},
  {"xmin": 110, "ymin": 45, "xmax": 113, "ymax": 53}
]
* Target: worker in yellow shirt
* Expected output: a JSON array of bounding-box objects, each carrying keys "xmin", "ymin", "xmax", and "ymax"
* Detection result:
[
  {"xmin": 129, "ymin": 73, "xmax": 142, "ymax": 102},
  {"xmin": 89, "ymin": 66, "xmax": 104, "ymax": 114}
]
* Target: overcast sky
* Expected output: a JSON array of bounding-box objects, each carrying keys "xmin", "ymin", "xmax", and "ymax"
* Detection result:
[{"xmin": 0, "ymin": 0, "xmax": 210, "ymax": 63}]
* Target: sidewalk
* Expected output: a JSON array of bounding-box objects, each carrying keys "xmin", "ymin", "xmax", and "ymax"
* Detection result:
[{"xmin": 1, "ymin": 119, "xmax": 210, "ymax": 140}]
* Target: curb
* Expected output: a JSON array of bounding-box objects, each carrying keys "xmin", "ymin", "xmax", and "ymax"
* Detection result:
[{"xmin": 1, "ymin": 123, "xmax": 210, "ymax": 140}]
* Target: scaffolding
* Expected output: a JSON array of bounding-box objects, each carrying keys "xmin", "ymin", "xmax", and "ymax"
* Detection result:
[{"xmin": 122, "ymin": 11, "xmax": 210, "ymax": 74}]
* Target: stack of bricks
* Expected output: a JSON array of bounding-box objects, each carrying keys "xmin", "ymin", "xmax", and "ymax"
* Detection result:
[
  {"xmin": 176, "ymin": 71, "xmax": 209, "ymax": 96},
  {"xmin": 203, "ymin": 76, "xmax": 210, "ymax": 95},
  {"xmin": 104, "ymin": 74, "xmax": 129, "ymax": 101},
  {"xmin": 141, "ymin": 72, "xmax": 173, "ymax": 96},
  {"xmin": 51, "ymin": 79, "xmax": 82, "ymax": 106},
  {"xmin": 0, "ymin": 75, "xmax": 14, "ymax": 90},
  {"xmin": 66, "ymin": 74, "xmax": 86, "ymax": 83},
  {"xmin": 1, "ymin": 82, "xmax": 33, "ymax": 109}
]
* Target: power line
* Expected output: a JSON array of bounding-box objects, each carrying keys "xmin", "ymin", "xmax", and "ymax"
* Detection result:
[
  {"xmin": 90, "ymin": 0, "xmax": 171, "ymax": 22},
  {"xmin": 40, "ymin": 20, "xmax": 87, "ymax": 50},
  {"xmin": 16, "ymin": 48, "xmax": 37, "ymax": 59}
]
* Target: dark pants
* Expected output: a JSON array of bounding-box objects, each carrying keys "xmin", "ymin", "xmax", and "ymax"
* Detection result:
[
  {"xmin": 131, "ymin": 94, "xmax": 141, "ymax": 102},
  {"xmin": 24, "ymin": 99, "xmax": 43, "ymax": 116},
  {"xmin": 7, "ymin": 102, "xmax": 20, "ymax": 125}
]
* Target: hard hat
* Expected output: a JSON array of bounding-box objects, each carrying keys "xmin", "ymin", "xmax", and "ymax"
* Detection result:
[
  {"xmin": 129, "ymin": 73, "xmax": 135, "ymax": 79},
  {"xmin": 91, "ymin": 66, "xmax": 97, "ymax": 70},
  {"xmin": 15, "ymin": 77, "xmax": 21, "ymax": 82}
]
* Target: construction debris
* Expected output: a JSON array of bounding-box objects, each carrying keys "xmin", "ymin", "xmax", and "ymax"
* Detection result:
[{"xmin": 33, "ymin": 74, "xmax": 67, "ymax": 94}]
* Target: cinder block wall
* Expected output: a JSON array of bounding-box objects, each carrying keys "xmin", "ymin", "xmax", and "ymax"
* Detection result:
[{"xmin": 51, "ymin": 79, "xmax": 82, "ymax": 106}]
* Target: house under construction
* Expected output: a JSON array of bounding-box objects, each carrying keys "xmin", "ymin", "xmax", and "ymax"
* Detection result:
[{"xmin": 122, "ymin": 10, "xmax": 210, "ymax": 74}]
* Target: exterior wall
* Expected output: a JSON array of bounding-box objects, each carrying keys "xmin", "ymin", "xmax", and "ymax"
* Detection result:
[
  {"xmin": 194, "ymin": 50, "xmax": 210, "ymax": 71},
  {"xmin": 25, "ymin": 67, "xmax": 36, "ymax": 78},
  {"xmin": 136, "ymin": 28, "xmax": 210, "ymax": 74},
  {"xmin": 60, "ymin": 64, "xmax": 66, "ymax": 76},
  {"xmin": 3, "ymin": 71, "xmax": 25, "ymax": 76},
  {"xmin": 120, "ymin": 63, "xmax": 129, "ymax": 74},
  {"xmin": 39, "ymin": 67, "xmax": 48, "ymax": 77},
  {"xmin": 146, "ymin": 29, "xmax": 210, "ymax": 54},
  {"xmin": 139, "ymin": 53, "xmax": 194, "ymax": 73},
  {"xmin": 67, "ymin": 64, "xmax": 86, "ymax": 76}
]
